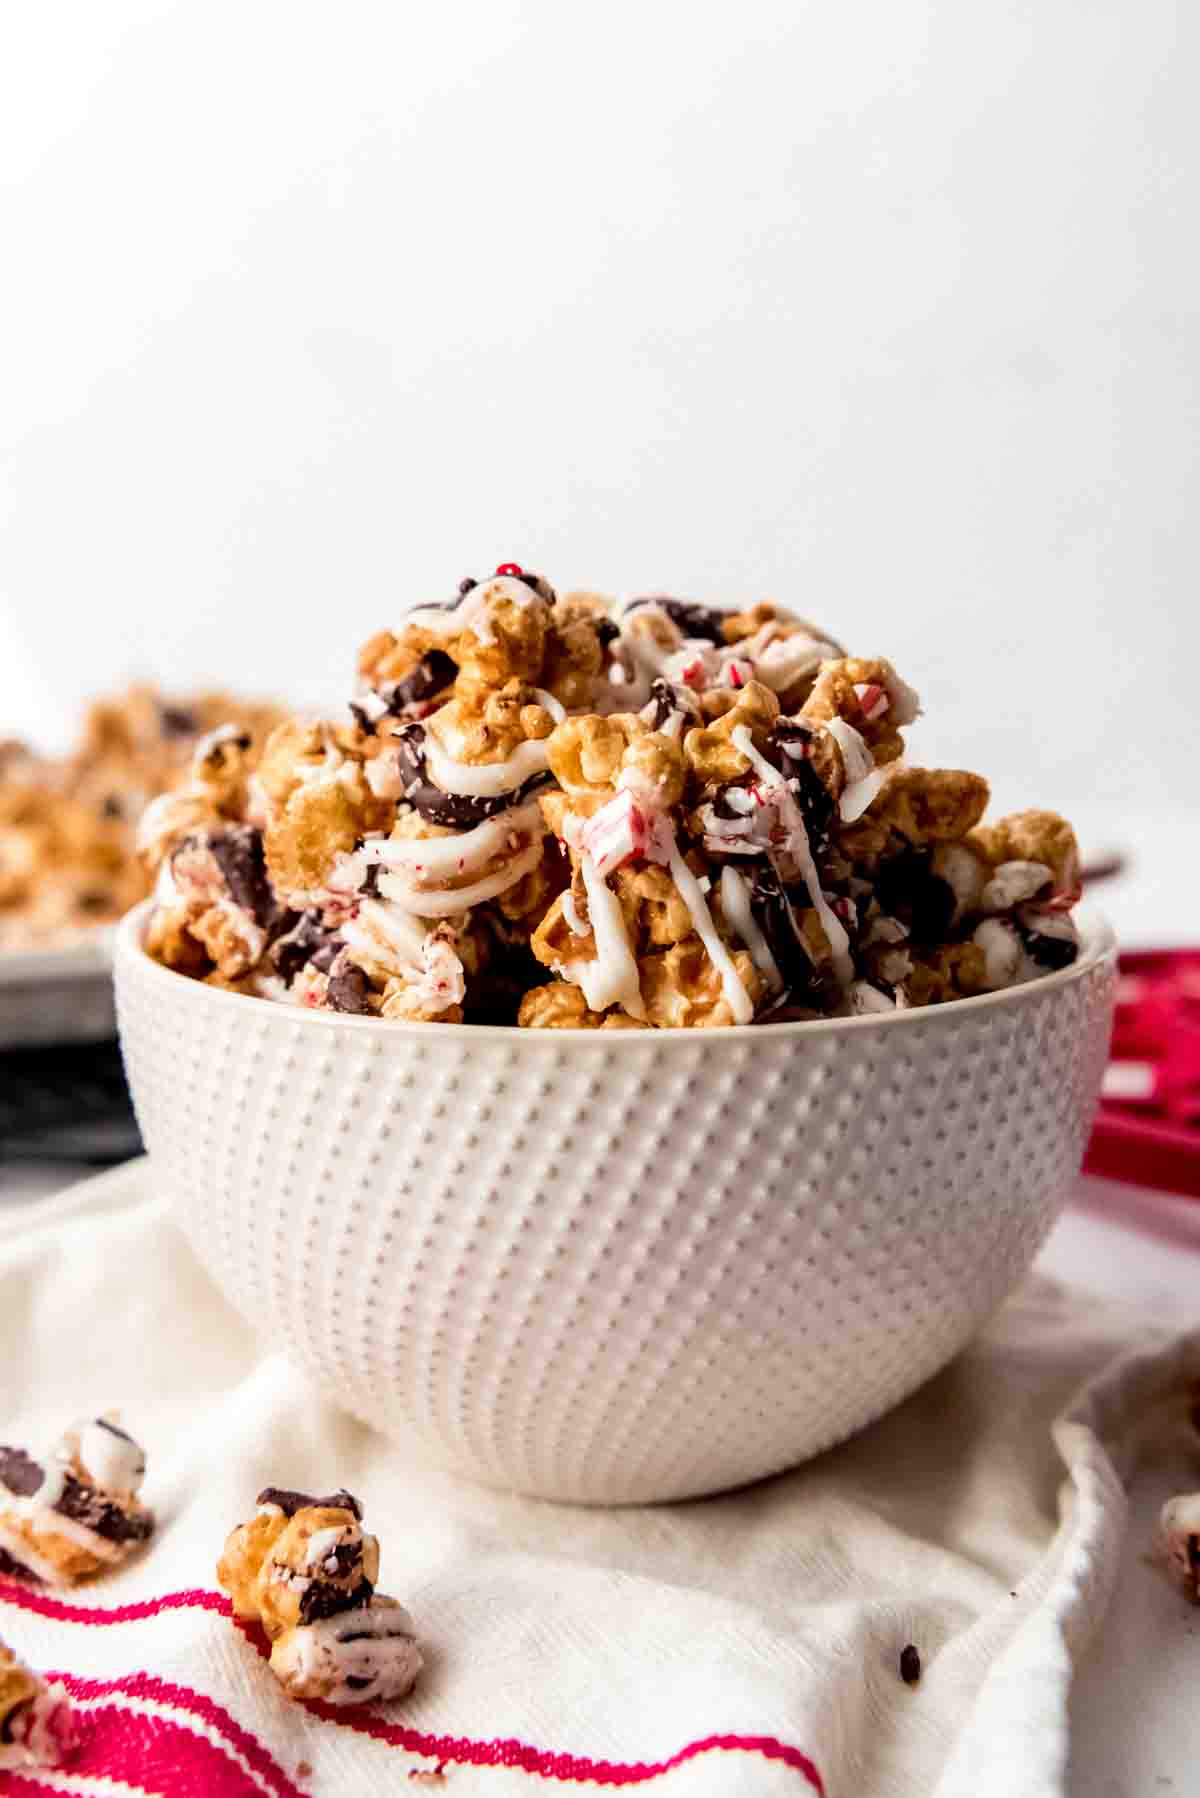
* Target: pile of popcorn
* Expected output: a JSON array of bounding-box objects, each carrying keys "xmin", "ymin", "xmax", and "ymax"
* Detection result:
[
  {"xmin": 140, "ymin": 567, "xmax": 1083, "ymax": 1027},
  {"xmin": 0, "ymin": 685, "xmax": 283, "ymax": 952}
]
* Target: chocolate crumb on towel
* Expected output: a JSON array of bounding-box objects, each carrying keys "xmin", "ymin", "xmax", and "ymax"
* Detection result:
[{"xmin": 900, "ymin": 1644, "xmax": 921, "ymax": 1685}]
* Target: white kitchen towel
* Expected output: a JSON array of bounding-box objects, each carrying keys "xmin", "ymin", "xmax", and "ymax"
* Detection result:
[{"xmin": 0, "ymin": 1162, "xmax": 1196, "ymax": 1798}]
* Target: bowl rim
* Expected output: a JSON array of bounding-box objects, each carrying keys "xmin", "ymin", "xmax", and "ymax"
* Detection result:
[{"xmin": 115, "ymin": 899, "xmax": 1117, "ymax": 1045}]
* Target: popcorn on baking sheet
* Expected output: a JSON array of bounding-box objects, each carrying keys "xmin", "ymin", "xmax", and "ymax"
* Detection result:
[
  {"xmin": 0, "ymin": 1417, "xmax": 153, "ymax": 1585},
  {"xmin": 0, "ymin": 687, "xmax": 284, "ymax": 955},
  {"xmin": 140, "ymin": 563, "xmax": 1084, "ymax": 1026},
  {"xmin": 217, "ymin": 1486, "xmax": 424, "ymax": 1706}
]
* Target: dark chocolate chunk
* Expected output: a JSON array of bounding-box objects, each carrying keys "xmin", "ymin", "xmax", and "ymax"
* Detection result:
[
  {"xmin": 626, "ymin": 596, "xmax": 727, "ymax": 645},
  {"xmin": 900, "ymin": 1643, "xmax": 921, "ymax": 1685},
  {"xmin": 343, "ymin": 1676, "xmax": 373, "ymax": 1690},
  {"xmin": 361, "ymin": 863, "xmax": 382, "ymax": 899},
  {"xmin": 349, "ymin": 702, "xmax": 375, "ymax": 737},
  {"xmin": 272, "ymin": 912, "xmax": 343, "ymax": 984},
  {"xmin": 102, "ymin": 794, "xmax": 124, "ymax": 819},
  {"xmin": 256, "ymin": 1486, "xmax": 363, "ymax": 1519},
  {"xmin": 298, "ymin": 1575, "xmax": 374, "ymax": 1627},
  {"xmin": 208, "ymin": 826, "xmax": 282, "ymax": 930},
  {"xmin": 594, "ymin": 617, "xmax": 620, "ymax": 648},
  {"xmin": 327, "ymin": 965, "xmax": 374, "ymax": 1015},
  {"xmin": 54, "ymin": 1474, "xmax": 152, "ymax": 1545},
  {"xmin": 391, "ymin": 724, "xmax": 552, "ymax": 829},
  {"xmin": 457, "ymin": 577, "xmax": 477, "ymax": 596},
  {"xmin": 876, "ymin": 852, "xmax": 956, "ymax": 943},
  {"xmin": 0, "ymin": 1446, "xmax": 45, "ymax": 1498},
  {"xmin": 385, "ymin": 651, "xmax": 456, "ymax": 715},
  {"xmin": 1017, "ymin": 920, "xmax": 1078, "ymax": 971}
]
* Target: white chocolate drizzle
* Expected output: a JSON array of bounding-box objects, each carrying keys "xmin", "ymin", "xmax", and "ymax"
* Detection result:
[
  {"xmin": 423, "ymin": 730, "xmax": 550, "ymax": 798},
  {"xmin": 719, "ymin": 867, "xmax": 783, "ymax": 993},
  {"xmin": 377, "ymin": 839, "xmax": 544, "ymax": 915},
  {"xmin": 560, "ymin": 847, "xmax": 646, "ymax": 1019},
  {"xmin": 358, "ymin": 799, "xmax": 544, "ymax": 883},
  {"xmin": 665, "ymin": 841, "xmax": 755, "ymax": 1022},
  {"xmin": 403, "ymin": 576, "xmax": 542, "ymax": 648}
]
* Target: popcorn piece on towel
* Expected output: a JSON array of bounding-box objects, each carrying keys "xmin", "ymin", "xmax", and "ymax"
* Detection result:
[
  {"xmin": 218, "ymin": 1485, "xmax": 424, "ymax": 1706},
  {"xmin": 0, "ymin": 1417, "xmax": 153, "ymax": 1585}
]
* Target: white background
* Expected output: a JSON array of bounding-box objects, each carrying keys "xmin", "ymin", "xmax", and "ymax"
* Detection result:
[{"xmin": 1, "ymin": 0, "xmax": 1196, "ymax": 822}]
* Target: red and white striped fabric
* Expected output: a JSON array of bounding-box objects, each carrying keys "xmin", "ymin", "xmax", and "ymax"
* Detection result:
[{"xmin": 0, "ymin": 1163, "xmax": 1195, "ymax": 1798}]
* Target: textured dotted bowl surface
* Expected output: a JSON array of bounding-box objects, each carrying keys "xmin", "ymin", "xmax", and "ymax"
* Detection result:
[{"xmin": 116, "ymin": 904, "xmax": 1116, "ymax": 1505}]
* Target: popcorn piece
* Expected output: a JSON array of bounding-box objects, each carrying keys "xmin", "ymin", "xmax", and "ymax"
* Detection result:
[
  {"xmin": 218, "ymin": 1487, "xmax": 379, "ymax": 1636},
  {"xmin": 800, "ymin": 656, "xmax": 920, "ymax": 767},
  {"xmin": 1156, "ymin": 1492, "xmax": 1200, "ymax": 1602},
  {"xmin": 217, "ymin": 1486, "xmax": 423, "ymax": 1708},
  {"xmin": 639, "ymin": 938, "xmax": 766, "ymax": 1028},
  {"xmin": 0, "ymin": 1638, "xmax": 75, "ymax": 1771},
  {"xmin": 0, "ymin": 1418, "xmax": 153, "ymax": 1585},
  {"xmin": 967, "ymin": 810, "xmax": 1080, "ymax": 898},
  {"xmin": 979, "ymin": 860, "xmax": 1054, "ymax": 914}
]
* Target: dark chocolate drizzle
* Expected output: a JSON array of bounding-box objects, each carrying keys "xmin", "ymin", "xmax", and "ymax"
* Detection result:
[
  {"xmin": 0, "ymin": 1446, "xmax": 45, "ymax": 1498},
  {"xmin": 625, "ymin": 596, "xmax": 727, "ymax": 645},
  {"xmin": 747, "ymin": 865, "xmax": 836, "ymax": 1011},
  {"xmin": 337, "ymin": 1618, "xmax": 416, "ymax": 1644},
  {"xmin": 257, "ymin": 1487, "xmax": 363, "ymax": 1519},
  {"xmin": 390, "ymin": 724, "xmax": 552, "ymax": 830},
  {"xmin": 768, "ymin": 721, "xmax": 835, "ymax": 850},
  {"xmin": 92, "ymin": 1419, "xmax": 139, "ymax": 1451},
  {"xmin": 645, "ymin": 678, "xmax": 690, "ymax": 732}
]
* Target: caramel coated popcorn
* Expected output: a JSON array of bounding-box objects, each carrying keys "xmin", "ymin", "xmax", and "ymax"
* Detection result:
[
  {"xmin": 218, "ymin": 1486, "xmax": 423, "ymax": 1706},
  {"xmin": 141, "ymin": 565, "xmax": 1084, "ymax": 1025},
  {"xmin": 0, "ymin": 687, "xmax": 283, "ymax": 953}
]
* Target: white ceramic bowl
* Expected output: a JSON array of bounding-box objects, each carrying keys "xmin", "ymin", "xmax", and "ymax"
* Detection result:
[{"xmin": 115, "ymin": 902, "xmax": 1116, "ymax": 1505}]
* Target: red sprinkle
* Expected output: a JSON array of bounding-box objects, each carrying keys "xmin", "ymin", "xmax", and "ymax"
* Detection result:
[
  {"xmin": 730, "ymin": 663, "xmax": 744, "ymax": 688},
  {"xmin": 495, "ymin": 562, "xmax": 524, "ymax": 577}
]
